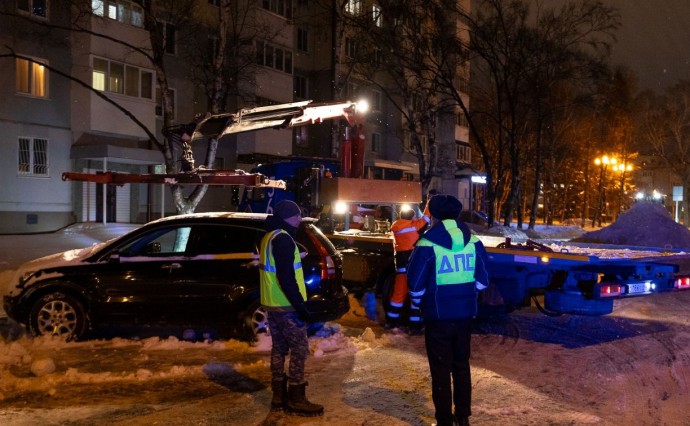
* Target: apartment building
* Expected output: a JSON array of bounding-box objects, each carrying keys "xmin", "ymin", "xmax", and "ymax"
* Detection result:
[{"xmin": 0, "ymin": 0, "xmax": 472, "ymax": 234}]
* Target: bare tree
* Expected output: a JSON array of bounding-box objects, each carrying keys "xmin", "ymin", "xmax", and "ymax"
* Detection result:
[
  {"xmin": 2, "ymin": 0, "xmax": 271, "ymax": 215},
  {"xmin": 636, "ymin": 80, "xmax": 690, "ymax": 225},
  {"xmin": 465, "ymin": 0, "xmax": 618, "ymax": 227}
]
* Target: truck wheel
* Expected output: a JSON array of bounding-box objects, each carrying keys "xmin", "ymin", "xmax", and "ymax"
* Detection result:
[
  {"xmin": 29, "ymin": 292, "xmax": 89, "ymax": 341},
  {"xmin": 544, "ymin": 291, "xmax": 613, "ymax": 316}
]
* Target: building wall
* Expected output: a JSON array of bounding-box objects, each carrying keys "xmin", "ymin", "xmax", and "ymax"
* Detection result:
[{"xmin": 0, "ymin": 2, "xmax": 75, "ymax": 233}]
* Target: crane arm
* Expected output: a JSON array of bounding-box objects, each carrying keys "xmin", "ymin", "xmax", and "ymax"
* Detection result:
[{"xmin": 190, "ymin": 100, "xmax": 362, "ymax": 141}]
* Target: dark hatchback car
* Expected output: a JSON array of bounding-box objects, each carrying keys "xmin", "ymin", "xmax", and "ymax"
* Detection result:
[{"xmin": 3, "ymin": 213, "xmax": 349, "ymax": 341}]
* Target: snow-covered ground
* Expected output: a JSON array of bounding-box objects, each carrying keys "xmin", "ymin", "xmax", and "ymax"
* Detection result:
[
  {"xmin": 2, "ymin": 291, "xmax": 690, "ymax": 426},
  {"xmin": 2, "ymin": 203, "xmax": 690, "ymax": 425}
]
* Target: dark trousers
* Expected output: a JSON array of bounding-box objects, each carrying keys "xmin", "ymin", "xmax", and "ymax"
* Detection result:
[
  {"xmin": 267, "ymin": 311, "xmax": 309, "ymax": 384},
  {"xmin": 424, "ymin": 318, "xmax": 473, "ymax": 426}
]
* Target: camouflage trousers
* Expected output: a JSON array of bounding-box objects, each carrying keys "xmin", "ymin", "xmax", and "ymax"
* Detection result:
[{"xmin": 267, "ymin": 311, "xmax": 309, "ymax": 384}]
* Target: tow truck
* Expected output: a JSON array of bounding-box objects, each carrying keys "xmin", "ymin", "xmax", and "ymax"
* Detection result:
[{"xmin": 62, "ymin": 100, "xmax": 690, "ymax": 318}]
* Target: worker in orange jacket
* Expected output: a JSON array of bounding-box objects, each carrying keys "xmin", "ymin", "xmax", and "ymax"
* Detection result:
[{"xmin": 385, "ymin": 206, "xmax": 429, "ymax": 332}]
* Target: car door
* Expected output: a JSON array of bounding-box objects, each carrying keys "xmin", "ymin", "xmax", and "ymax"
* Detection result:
[
  {"xmin": 93, "ymin": 225, "xmax": 194, "ymax": 325},
  {"xmin": 176, "ymin": 223, "xmax": 263, "ymax": 326}
]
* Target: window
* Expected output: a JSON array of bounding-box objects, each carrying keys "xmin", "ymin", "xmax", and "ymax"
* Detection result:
[
  {"xmin": 16, "ymin": 57, "xmax": 48, "ymax": 98},
  {"xmin": 371, "ymin": 133, "xmax": 381, "ymax": 153},
  {"xmin": 457, "ymin": 112, "xmax": 468, "ymax": 128},
  {"xmin": 206, "ymin": 36, "xmax": 218, "ymax": 64},
  {"xmin": 372, "ymin": 4, "xmax": 382, "ymax": 27},
  {"xmin": 372, "ymin": 90, "xmax": 382, "ymax": 112},
  {"xmin": 373, "ymin": 47, "xmax": 382, "ymax": 67},
  {"xmin": 120, "ymin": 226, "xmax": 192, "ymax": 257},
  {"xmin": 346, "ymin": 38, "xmax": 357, "ymax": 59},
  {"xmin": 297, "ymin": 27, "xmax": 308, "ymax": 52},
  {"xmin": 345, "ymin": 0, "xmax": 362, "ymax": 15},
  {"xmin": 347, "ymin": 81, "xmax": 359, "ymax": 98},
  {"xmin": 156, "ymin": 87, "xmax": 176, "ymax": 118},
  {"xmin": 92, "ymin": 0, "xmax": 144, "ymax": 27},
  {"xmin": 403, "ymin": 132, "xmax": 411, "ymax": 152},
  {"xmin": 18, "ymin": 137, "xmax": 48, "ymax": 176},
  {"xmin": 262, "ymin": 0, "xmax": 293, "ymax": 19},
  {"xmin": 18, "ymin": 0, "xmax": 47, "ymax": 19},
  {"xmin": 92, "ymin": 57, "xmax": 153, "ymax": 99},
  {"xmin": 294, "ymin": 75, "xmax": 308, "ymax": 99},
  {"xmin": 456, "ymin": 141, "xmax": 471, "ymax": 163},
  {"xmin": 256, "ymin": 41, "xmax": 293, "ymax": 74},
  {"xmin": 157, "ymin": 21, "xmax": 176, "ymax": 55}
]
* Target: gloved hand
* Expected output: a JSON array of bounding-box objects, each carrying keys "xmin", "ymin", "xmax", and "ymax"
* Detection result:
[
  {"xmin": 475, "ymin": 281, "xmax": 488, "ymax": 291},
  {"xmin": 295, "ymin": 303, "xmax": 312, "ymax": 323}
]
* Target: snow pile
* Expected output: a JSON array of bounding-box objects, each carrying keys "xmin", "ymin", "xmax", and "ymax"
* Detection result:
[{"xmin": 574, "ymin": 202, "xmax": 690, "ymax": 249}]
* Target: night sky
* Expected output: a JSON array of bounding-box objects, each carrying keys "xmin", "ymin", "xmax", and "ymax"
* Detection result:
[{"xmin": 604, "ymin": 0, "xmax": 690, "ymax": 92}]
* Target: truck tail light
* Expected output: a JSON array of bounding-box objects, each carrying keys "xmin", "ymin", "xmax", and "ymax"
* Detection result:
[
  {"xmin": 674, "ymin": 276, "xmax": 690, "ymax": 289},
  {"xmin": 598, "ymin": 283, "xmax": 622, "ymax": 298}
]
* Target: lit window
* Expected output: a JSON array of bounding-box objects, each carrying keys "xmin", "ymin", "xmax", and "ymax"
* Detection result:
[
  {"xmin": 91, "ymin": 0, "xmax": 144, "ymax": 27},
  {"xmin": 18, "ymin": 137, "xmax": 49, "ymax": 176},
  {"xmin": 345, "ymin": 0, "xmax": 362, "ymax": 15},
  {"xmin": 16, "ymin": 57, "xmax": 48, "ymax": 98},
  {"xmin": 92, "ymin": 57, "xmax": 153, "ymax": 99},
  {"xmin": 18, "ymin": 0, "xmax": 48, "ymax": 19},
  {"xmin": 372, "ymin": 4, "xmax": 382, "ymax": 27}
]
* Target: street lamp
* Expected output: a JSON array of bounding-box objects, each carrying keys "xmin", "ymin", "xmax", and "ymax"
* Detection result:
[
  {"xmin": 593, "ymin": 155, "xmax": 633, "ymax": 226},
  {"xmin": 594, "ymin": 156, "xmax": 616, "ymax": 227},
  {"xmin": 612, "ymin": 162, "xmax": 633, "ymax": 220}
]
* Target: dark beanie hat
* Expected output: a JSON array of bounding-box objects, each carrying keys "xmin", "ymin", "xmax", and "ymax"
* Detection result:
[
  {"xmin": 428, "ymin": 195, "xmax": 462, "ymax": 220},
  {"xmin": 274, "ymin": 200, "xmax": 302, "ymax": 221}
]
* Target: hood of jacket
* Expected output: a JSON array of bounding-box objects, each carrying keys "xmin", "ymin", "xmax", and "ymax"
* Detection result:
[
  {"xmin": 265, "ymin": 214, "xmax": 299, "ymax": 237},
  {"xmin": 421, "ymin": 219, "xmax": 470, "ymax": 249}
]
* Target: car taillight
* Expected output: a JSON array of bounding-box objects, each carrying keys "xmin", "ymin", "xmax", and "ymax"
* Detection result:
[
  {"xmin": 598, "ymin": 283, "xmax": 622, "ymax": 298},
  {"xmin": 322, "ymin": 255, "xmax": 336, "ymax": 280},
  {"xmin": 307, "ymin": 231, "xmax": 336, "ymax": 281},
  {"xmin": 674, "ymin": 276, "xmax": 690, "ymax": 289}
]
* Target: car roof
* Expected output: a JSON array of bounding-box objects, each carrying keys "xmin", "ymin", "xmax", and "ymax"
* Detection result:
[{"xmin": 145, "ymin": 212, "xmax": 316, "ymax": 226}]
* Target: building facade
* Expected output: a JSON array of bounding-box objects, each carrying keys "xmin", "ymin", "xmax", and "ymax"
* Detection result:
[{"xmin": 0, "ymin": 0, "xmax": 472, "ymax": 234}]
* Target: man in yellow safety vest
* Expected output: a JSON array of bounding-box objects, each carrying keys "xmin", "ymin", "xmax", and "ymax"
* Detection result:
[{"xmin": 259, "ymin": 200, "xmax": 323, "ymax": 417}]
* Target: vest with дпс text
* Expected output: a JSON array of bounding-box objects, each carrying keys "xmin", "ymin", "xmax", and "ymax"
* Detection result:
[
  {"xmin": 416, "ymin": 219, "xmax": 477, "ymax": 285},
  {"xmin": 259, "ymin": 229, "xmax": 306, "ymax": 308}
]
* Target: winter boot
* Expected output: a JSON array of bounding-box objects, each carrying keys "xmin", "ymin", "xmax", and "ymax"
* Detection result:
[
  {"xmin": 285, "ymin": 382, "xmax": 324, "ymax": 417},
  {"xmin": 270, "ymin": 375, "xmax": 287, "ymax": 411}
]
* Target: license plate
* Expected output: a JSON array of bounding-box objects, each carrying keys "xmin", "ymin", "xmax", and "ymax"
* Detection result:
[{"xmin": 627, "ymin": 283, "xmax": 649, "ymax": 294}]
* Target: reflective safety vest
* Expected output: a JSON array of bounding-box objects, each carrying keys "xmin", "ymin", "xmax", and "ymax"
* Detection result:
[
  {"xmin": 259, "ymin": 229, "xmax": 307, "ymax": 308},
  {"xmin": 391, "ymin": 217, "xmax": 426, "ymax": 252},
  {"xmin": 416, "ymin": 219, "xmax": 477, "ymax": 285}
]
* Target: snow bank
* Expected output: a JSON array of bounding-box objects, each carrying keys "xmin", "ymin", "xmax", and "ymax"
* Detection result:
[{"xmin": 574, "ymin": 202, "xmax": 690, "ymax": 249}]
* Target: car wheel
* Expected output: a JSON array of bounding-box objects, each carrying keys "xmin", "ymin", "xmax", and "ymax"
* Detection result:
[
  {"xmin": 29, "ymin": 292, "xmax": 89, "ymax": 341},
  {"xmin": 244, "ymin": 300, "xmax": 270, "ymax": 340}
]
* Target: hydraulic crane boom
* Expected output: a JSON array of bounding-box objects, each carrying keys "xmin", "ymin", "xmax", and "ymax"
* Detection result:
[{"xmin": 61, "ymin": 100, "xmax": 365, "ymax": 186}]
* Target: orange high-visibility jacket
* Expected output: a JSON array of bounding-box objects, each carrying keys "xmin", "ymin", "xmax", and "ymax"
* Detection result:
[{"xmin": 391, "ymin": 217, "xmax": 428, "ymax": 252}]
